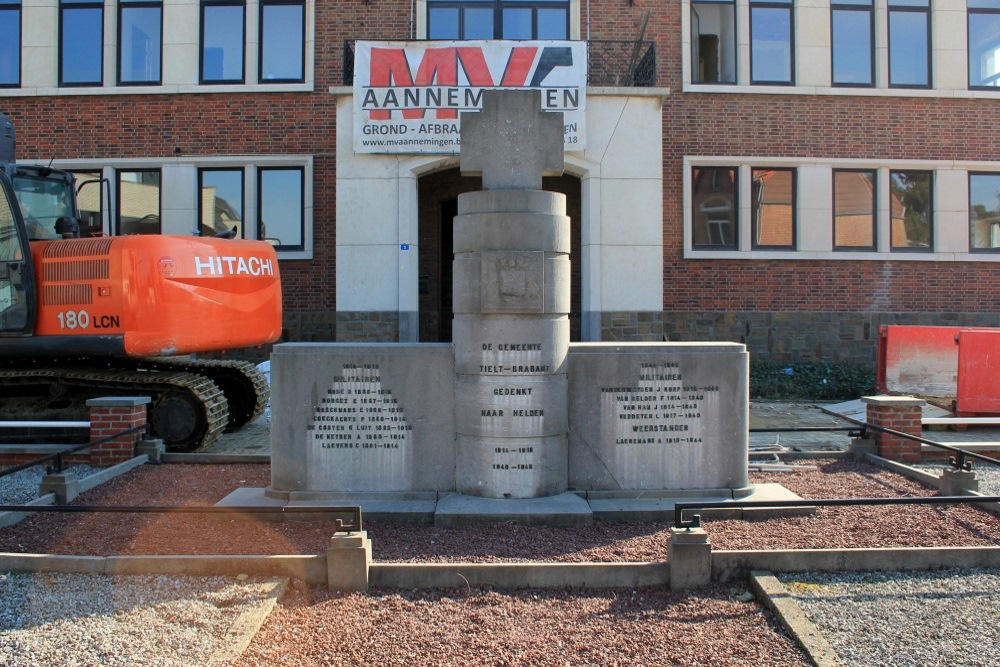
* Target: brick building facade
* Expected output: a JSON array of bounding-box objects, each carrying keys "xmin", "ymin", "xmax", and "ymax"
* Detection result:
[{"xmin": 2, "ymin": 0, "xmax": 998, "ymax": 364}]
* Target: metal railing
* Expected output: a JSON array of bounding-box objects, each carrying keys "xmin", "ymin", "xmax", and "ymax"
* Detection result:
[
  {"xmin": 0, "ymin": 424, "xmax": 147, "ymax": 477},
  {"xmin": 0, "ymin": 503, "xmax": 363, "ymax": 533},
  {"xmin": 675, "ymin": 495, "xmax": 1000, "ymax": 530},
  {"xmin": 342, "ymin": 39, "xmax": 657, "ymax": 87}
]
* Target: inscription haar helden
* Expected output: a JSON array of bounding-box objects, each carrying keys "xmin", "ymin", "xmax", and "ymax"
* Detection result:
[
  {"xmin": 603, "ymin": 361, "xmax": 719, "ymax": 447},
  {"xmin": 307, "ymin": 364, "xmax": 414, "ymax": 451}
]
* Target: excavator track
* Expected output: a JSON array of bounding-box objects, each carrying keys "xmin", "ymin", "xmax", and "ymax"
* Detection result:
[
  {"xmin": 0, "ymin": 367, "xmax": 229, "ymax": 452},
  {"xmin": 135, "ymin": 358, "xmax": 269, "ymax": 431}
]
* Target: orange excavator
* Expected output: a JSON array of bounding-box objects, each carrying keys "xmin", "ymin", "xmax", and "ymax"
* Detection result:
[{"xmin": 0, "ymin": 113, "xmax": 282, "ymax": 451}]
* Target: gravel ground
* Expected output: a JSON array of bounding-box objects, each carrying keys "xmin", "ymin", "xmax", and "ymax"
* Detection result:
[
  {"xmin": 0, "ymin": 572, "xmax": 280, "ymax": 667},
  {"xmin": 0, "ymin": 464, "xmax": 103, "ymax": 506},
  {"xmin": 235, "ymin": 585, "xmax": 811, "ymax": 667},
  {"xmin": 0, "ymin": 459, "xmax": 997, "ymax": 666},
  {"xmin": 779, "ymin": 568, "xmax": 1000, "ymax": 667},
  {"xmin": 1, "ymin": 460, "xmax": 998, "ymax": 559}
]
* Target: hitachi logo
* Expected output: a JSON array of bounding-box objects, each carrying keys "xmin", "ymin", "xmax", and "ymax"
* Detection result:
[{"xmin": 194, "ymin": 256, "xmax": 275, "ymax": 277}]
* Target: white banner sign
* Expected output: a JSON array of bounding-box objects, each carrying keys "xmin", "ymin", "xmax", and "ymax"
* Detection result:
[{"xmin": 353, "ymin": 40, "xmax": 587, "ymax": 155}]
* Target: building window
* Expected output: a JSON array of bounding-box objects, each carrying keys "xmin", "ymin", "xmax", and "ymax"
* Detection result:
[
  {"xmin": 831, "ymin": 0, "xmax": 874, "ymax": 86},
  {"xmin": 199, "ymin": 168, "xmax": 244, "ymax": 238},
  {"xmin": 73, "ymin": 170, "xmax": 105, "ymax": 238},
  {"xmin": 118, "ymin": 0, "xmax": 163, "ymax": 85},
  {"xmin": 833, "ymin": 169, "xmax": 876, "ymax": 250},
  {"xmin": 117, "ymin": 169, "xmax": 161, "ymax": 235},
  {"xmin": 969, "ymin": 0, "xmax": 1000, "ymax": 89},
  {"xmin": 690, "ymin": 0, "xmax": 736, "ymax": 84},
  {"xmin": 201, "ymin": 0, "xmax": 245, "ymax": 83},
  {"xmin": 260, "ymin": 0, "xmax": 304, "ymax": 83},
  {"xmin": 692, "ymin": 166, "xmax": 738, "ymax": 248},
  {"xmin": 0, "ymin": 0, "xmax": 20, "ymax": 87},
  {"xmin": 750, "ymin": 0, "xmax": 793, "ymax": 84},
  {"xmin": 258, "ymin": 167, "xmax": 303, "ymax": 251},
  {"xmin": 970, "ymin": 173, "xmax": 1000, "ymax": 250},
  {"xmin": 427, "ymin": 0, "xmax": 569, "ymax": 40},
  {"xmin": 890, "ymin": 170, "xmax": 932, "ymax": 250},
  {"xmin": 752, "ymin": 168, "xmax": 795, "ymax": 248},
  {"xmin": 60, "ymin": 0, "xmax": 103, "ymax": 86},
  {"xmin": 888, "ymin": 0, "xmax": 930, "ymax": 88}
]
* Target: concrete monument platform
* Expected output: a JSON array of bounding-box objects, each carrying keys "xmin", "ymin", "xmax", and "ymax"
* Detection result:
[{"xmin": 217, "ymin": 482, "xmax": 811, "ymax": 524}]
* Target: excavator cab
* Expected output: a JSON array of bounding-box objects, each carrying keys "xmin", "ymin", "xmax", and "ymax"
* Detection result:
[{"xmin": 0, "ymin": 168, "xmax": 36, "ymax": 336}]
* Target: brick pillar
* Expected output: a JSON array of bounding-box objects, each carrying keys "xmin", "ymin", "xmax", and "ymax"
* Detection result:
[
  {"xmin": 86, "ymin": 397, "xmax": 150, "ymax": 466},
  {"xmin": 862, "ymin": 395, "xmax": 925, "ymax": 463}
]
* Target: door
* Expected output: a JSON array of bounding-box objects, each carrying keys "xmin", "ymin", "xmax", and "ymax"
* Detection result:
[{"xmin": 0, "ymin": 171, "xmax": 36, "ymax": 334}]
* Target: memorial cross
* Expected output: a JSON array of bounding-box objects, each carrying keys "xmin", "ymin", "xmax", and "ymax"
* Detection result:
[{"xmin": 460, "ymin": 89, "xmax": 565, "ymax": 190}]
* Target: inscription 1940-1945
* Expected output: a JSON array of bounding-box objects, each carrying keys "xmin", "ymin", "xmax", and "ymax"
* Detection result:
[
  {"xmin": 307, "ymin": 364, "xmax": 413, "ymax": 452},
  {"xmin": 601, "ymin": 362, "xmax": 719, "ymax": 446}
]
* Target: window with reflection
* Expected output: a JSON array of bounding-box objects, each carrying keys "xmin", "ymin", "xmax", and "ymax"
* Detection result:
[
  {"xmin": 119, "ymin": 0, "xmax": 162, "ymax": 85},
  {"xmin": 888, "ymin": 0, "xmax": 930, "ymax": 87},
  {"xmin": 890, "ymin": 170, "xmax": 932, "ymax": 250},
  {"xmin": 692, "ymin": 166, "xmax": 738, "ymax": 248},
  {"xmin": 260, "ymin": 0, "xmax": 304, "ymax": 82},
  {"xmin": 199, "ymin": 168, "xmax": 244, "ymax": 238},
  {"xmin": 427, "ymin": 0, "xmax": 568, "ymax": 40},
  {"xmin": 0, "ymin": 0, "xmax": 20, "ymax": 87},
  {"xmin": 831, "ymin": 0, "xmax": 873, "ymax": 86},
  {"xmin": 0, "ymin": 177, "xmax": 22, "ymax": 261},
  {"xmin": 117, "ymin": 169, "xmax": 161, "ymax": 235},
  {"xmin": 691, "ymin": 0, "xmax": 736, "ymax": 84},
  {"xmin": 72, "ymin": 170, "xmax": 105, "ymax": 238},
  {"xmin": 834, "ymin": 170, "xmax": 876, "ymax": 250},
  {"xmin": 201, "ymin": 0, "xmax": 245, "ymax": 83},
  {"xmin": 969, "ymin": 0, "xmax": 1000, "ymax": 89},
  {"xmin": 60, "ymin": 0, "xmax": 103, "ymax": 86},
  {"xmin": 750, "ymin": 0, "xmax": 793, "ymax": 84},
  {"xmin": 970, "ymin": 173, "xmax": 1000, "ymax": 251},
  {"xmin": 257, "ymin": 167, "xmax": 303, "ymax": 251},
  {"xmin": 752, "ymin": 168, "xmax": 795, "ymax": 248}
]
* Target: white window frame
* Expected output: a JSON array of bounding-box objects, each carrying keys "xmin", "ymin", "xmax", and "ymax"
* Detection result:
[
  {"xmin": 49, "ymin": 155, "xmax": 315, "ymax": 260},
  {"xmin": 9, "ymin": 0, "xmax": 315, "ymax": 96},
  {"xmin": 683, "ymin": 156, "xmax": 1000, "ymax": 263},
  {"xmin": 681, "ymin": 0, "xmax": 991, "ymax": 98}
]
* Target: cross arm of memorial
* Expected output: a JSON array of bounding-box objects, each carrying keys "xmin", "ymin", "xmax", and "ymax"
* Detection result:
[{"xmin": 460, "ymin": 89, "xmax": 565, "ymax": 190}]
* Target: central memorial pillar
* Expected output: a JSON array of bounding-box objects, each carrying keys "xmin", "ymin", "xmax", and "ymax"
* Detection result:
[{"xmin": 452, "ymin": 90, "xmax": 570, "ymax": 499}]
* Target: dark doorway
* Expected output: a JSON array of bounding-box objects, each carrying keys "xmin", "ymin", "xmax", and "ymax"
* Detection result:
[{"xmin": 417, "ymin": 167, "xmax": 582, "ymax": 342}]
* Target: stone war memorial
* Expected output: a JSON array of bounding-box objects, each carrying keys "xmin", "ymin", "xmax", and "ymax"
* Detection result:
[{"xmin": 241, "ymin": 89, "xmax": 801, "ymax": 525}]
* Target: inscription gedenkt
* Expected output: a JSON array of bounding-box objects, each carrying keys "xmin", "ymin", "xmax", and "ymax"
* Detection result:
[
  {"xmin": 601, "ymin": 362, "xmax": 719, "ymax": 446},
  {"xmin": 307, "ymin": 364, "xmax": 413, "ymax": 452}
]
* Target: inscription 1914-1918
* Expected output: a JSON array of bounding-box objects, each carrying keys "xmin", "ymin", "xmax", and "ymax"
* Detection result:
[{"xmin": 308, "ymin": 364, "xmax": 413, "ymax": 452}]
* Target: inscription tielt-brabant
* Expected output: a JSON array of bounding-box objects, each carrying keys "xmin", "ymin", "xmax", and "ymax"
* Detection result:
[
  {"xmin": 307, "ymin": 364, "xmax": 413, "ymax": 452},
  {"xmin": 477, "ymin": 341, "xmax": 549, "ymax": 375},
  {"xmin": 601, "ymin": 362, "xmax": 719, "ymax": 446}
]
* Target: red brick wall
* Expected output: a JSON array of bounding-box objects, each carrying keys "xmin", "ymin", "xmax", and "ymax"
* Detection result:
[{"xmin": 3, "ymin": 0, "xmax": 999, "ymax": 350}]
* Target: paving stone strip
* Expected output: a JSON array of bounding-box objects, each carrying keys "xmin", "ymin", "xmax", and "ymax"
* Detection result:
[
  {"xmin": 0, "ymin": 573, "xmax": 286, "ymax": 667},
  {"xmin": 776, "ymin": 568, "xmax": 1000, "ymax": 667}
]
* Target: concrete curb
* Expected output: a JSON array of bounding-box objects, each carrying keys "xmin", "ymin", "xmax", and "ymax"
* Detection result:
[
  {"xmin": 370, "ymin": 562, "xmax": 670, "ymax": 589},
  {"xmin": 750, "ymin": 570, "xmax": 841, "ymax": 667},
  {"xmin": 0, "ymin": 456, "xmax": 146, "ymax": 529},
  {"xmin": 208, "ymin": 577, "xmax": 289, "ymax": 666},
  {"xmin": 0, "ymin": 493, "xmax": 56, "ymax": 529},
  {"xmin": 4, "ymin": 546, "xmax": 999, "ymax": 590},
  {"xmin": 865, "ymin": 453, "xmax": 1000, "ymax": 517}
]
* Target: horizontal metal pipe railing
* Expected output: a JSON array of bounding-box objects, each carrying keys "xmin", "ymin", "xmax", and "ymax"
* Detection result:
[
  {"xmin": 0, "ymin": 503, "xmax": 363, "ymax": 533},
  {"xmin": 674, "ymin": 495, "xmax": 1000, "ymax": 529},
  {"xmin": 0, "ymin": 424, "xmax": 147, "ymax": 478}
]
